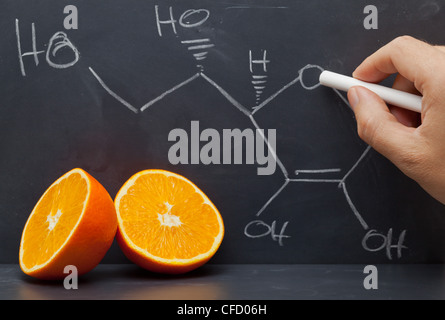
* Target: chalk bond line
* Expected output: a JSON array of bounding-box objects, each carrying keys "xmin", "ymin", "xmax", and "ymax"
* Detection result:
[
  {"xmin": 200, "ymin": 72, "xmax": 251, "ymax": 117},
  {"xmin": 89, "ymin": 67, "xmax": 139, "ymax": 114},
  {"xmin": 341, "ymin": 182, "xmax": 369, "ymax": 230},
  {"xmin": 249, "ymin": 114, "xmax": 288, "ymax": 178},
  {"xmin": 256, "ymin": 180, "xmax": 290, "ymax": 217},
  {"xmin": 140, "ymin": 73, "xmax": 200, "ymax": 112}
]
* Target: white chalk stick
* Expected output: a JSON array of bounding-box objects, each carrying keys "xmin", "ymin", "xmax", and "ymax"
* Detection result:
[{"xmin": 319, "ymin": 70, "xmax": 422, "ymax": 113}]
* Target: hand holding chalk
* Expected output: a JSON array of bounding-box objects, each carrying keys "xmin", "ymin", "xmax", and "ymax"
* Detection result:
[
  {"xmin": 332, "ymin": 36, "xmax": 445, "ymax": 206},
  {"xmin": 319, "ymin": 70, "xmax": 423, "ymax": 113}
]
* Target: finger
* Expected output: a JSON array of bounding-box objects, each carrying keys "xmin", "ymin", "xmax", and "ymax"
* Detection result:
[
  {"xmin": 347, "ymin": 86, "xmax": 417, "ymax": 166},
  {"xmin": 388, "ymin": 105, "xmax": 421, "ymax": 128},
  {"xmin": 389, "ymin": 74, "xmax": 421, "ymax": 127},
  {"xmin": 435, "ymin": 45, "xmax": 445, "ymax": 54},
  {"xmin": 352, "ymin": 36, "xmax": 443, "ymax": 94},
  {"xmin": 392, "ymin": 73, "xmax": 418, "ymax": 95}
]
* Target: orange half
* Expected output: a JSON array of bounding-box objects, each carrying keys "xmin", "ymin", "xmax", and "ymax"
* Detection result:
[
  {"xmin": 19, "ymin": 168, "xmax": 117, "ymax": 280},
  {"xmin": 115, "ymin": 169, "xmax": 224, "ymax": 274}
]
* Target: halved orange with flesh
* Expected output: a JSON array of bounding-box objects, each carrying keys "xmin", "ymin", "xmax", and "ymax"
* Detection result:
[
  {"xmin": 19, "ymin": 168, "xmax": 117, "ymax": 280},
  {"xmin": 115, "ymin": 169, "xmax": 224, "ymax": 274}
]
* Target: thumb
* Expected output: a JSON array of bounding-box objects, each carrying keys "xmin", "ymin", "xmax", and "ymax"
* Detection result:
[{"xmin": 347, "ymin": 86, "xmax": 418, "ymax": 166}]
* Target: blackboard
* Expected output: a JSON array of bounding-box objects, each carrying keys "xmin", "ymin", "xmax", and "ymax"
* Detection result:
[{"xmin": 2, "ymin": 0, "xmax": 445, "ymax": 265}]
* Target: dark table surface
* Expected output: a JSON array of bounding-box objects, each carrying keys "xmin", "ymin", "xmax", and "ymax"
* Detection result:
[{"xmin": 1, "ymin": 264, "xmax": 445, "ymax": 300}]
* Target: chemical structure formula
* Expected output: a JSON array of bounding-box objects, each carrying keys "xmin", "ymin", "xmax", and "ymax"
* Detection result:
[{"xmin": 12, "ymin": 5, "xmax": 408, "ymax": 261}]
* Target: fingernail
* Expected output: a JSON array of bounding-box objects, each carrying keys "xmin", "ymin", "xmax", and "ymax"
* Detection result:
[
  {"xmin": 348, "ymin": 87, "xmax": 360, "ymax": 110},
  {"xmin": 352, "ymin": 69, "xmax": 357, "ymax": 78}
]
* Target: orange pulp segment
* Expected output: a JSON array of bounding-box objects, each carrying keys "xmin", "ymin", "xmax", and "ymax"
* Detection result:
[
  {"xmin": 115, "ymin": 169, "xmax": 224, "ymax": 274},
  {"xmin": 19, "ymin": 168, "xmax": 117, "ymax": 279}
]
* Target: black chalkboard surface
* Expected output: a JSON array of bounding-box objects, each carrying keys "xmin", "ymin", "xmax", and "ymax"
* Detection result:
[{"xmin": 1, "ymin": 0, "xmax": 445, "ymax": 264}]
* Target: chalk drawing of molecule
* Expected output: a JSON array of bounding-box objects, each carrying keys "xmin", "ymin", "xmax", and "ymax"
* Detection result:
[{"xmin": 87, "ymin": 5, "xmax": 408, "ymax": 260}]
